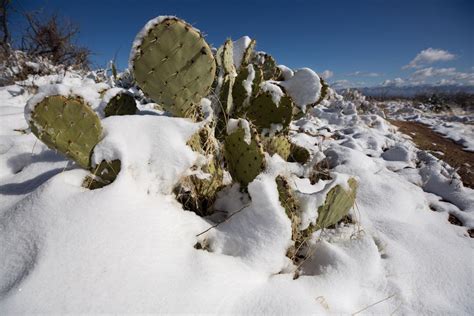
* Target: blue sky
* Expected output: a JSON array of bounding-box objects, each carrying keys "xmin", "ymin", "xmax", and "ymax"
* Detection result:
[{"xmin": 11, "ymin": 0, "xmax": 474, "ymax": 87}]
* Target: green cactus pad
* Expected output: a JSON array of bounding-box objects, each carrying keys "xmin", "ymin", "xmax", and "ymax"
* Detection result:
[
  {"xmin": 246, "ymin": 91, "xmax": 293, "ymax": 132},
  {"xmin": 131, "ymin": 17, "xmax": 216, "ymax": 117},
  {"xmin": 232, "ymin": 66, "xmax": 251, "ymax": 112},
  {"xmin": 316, "ymin": 178, "xmax": 358, "ymax": 229},
  {"xmin": 252, "ymin": 53, "xmax": 281, "ymax": 81},
  {"xmin": 220, "ymin": 39, "xmax": 236, "ymax": 76},
  {"xmin": 219, "ymin": 75, "xmax": 235, "ymax": 115},
  {"xmin": 103, "ymin": 92, "xmax": 137, "ymax": 117},
  {"xmin": 264, "ymin": 135, "xmax": 291, "ymax": 160},
  {"xmin": 232, "ymin": 65, "xmax": 265, "ymax": 117},
  {"xmin": 240, "ymin": 39, "xmax": 256, "ymax": 69},
  {"xmin": 29, "ymin": 95, "xmax": 102, "ymax": 169},
  {"xmin": 224, "ymin": 122, "xmax": 265, "ymax": 186},
  {"xmin": 289, "ymin": 143, "xmax": 311, "ymax": 164}
]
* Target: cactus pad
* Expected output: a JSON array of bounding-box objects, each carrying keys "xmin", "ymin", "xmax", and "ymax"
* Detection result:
[
  {"xmin": 224, "ymin": 122, "xmax": 265, "ymax": 186},
  {"xmin": 316, "ymin": 178, "xmax": 358, "ymax": 229},
  {"xmin": 219, "ymin": 75, "xmax": 235, "ymax": 115},
  {"xmin": 252, "ymin": 53, "xmax": 281, "ymax": 81},
  {"xmin": 84, "ymin": 159, "xmax": 122, "ymax": 189},
  {"xmin": 232, "ymin": 65, "xmax": 252, "ymax": 112},
  {"xmin": 246, "ymin": 91, "xmax": 293, "ymax": 131},
  {"xmin": 179, "ymin": 127, "xmax": 224, "ymax": 216},
  {"xmin": 28, "ymin": 95, "xmax": 102, "ymax": 168},
  {"xmin": 264, "ymin": 135, "xmax": 291, "ymax": 160},
  {"xmin": 221, "ymin": 39, "xmax": 236, "ymax": 76},
  {"xmin": 315, "ymin": 77, "xmax": 329, "ymax": 105},
  {"xmin": 103, "ymin": 92, "xmax": 137, "ymax": 117},
  {"xmin": 131, "ymin": 17, "xmax": 216, "ymax": 117},
  {"xmin": 289, "ymin": 143, "xmax": 311, "ymax": 164},
  {"xmin": 240, "ymin": 39, "xmax": 256, "ymax": 69}
]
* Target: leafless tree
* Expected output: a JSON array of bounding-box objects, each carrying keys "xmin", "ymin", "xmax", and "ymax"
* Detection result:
[
  {"xmin": 0, "ymin": 0, "xmax": 11, "ymax": 54},
  {"xmin": 21, "ymin": 11, "xmax": 91, "ymax": 69}
]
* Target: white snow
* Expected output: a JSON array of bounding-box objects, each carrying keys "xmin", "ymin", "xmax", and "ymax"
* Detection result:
[
  {"xmin": 241, "ymin": 64, "xmax": 255, "ymax": 106},
  {"xmin": 279, "ymin": 68, "xmax": 322, "ymax": 112},
  {"xmin": 259, "ymin": 81, "xmax": 284, "ymax": 105},
  {"xmin": 232, "ymin": 36, "xmax": 252, "ymax": 69},
  {"xmin": 277, "ymin": 64, "xmax": 294, "ymax": 80},
  {"xmin": 226, "ymin": 118, "xmax": 251, "ymax": 145},
  {"xmin": 0, "ymin": 71, "xmax": 473, "ymax": 315}
]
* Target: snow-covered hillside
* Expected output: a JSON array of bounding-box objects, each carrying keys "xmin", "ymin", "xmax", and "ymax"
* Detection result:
[{"xmin": 0, "ymin": 16, "xmax": 473, "ymax": 315}]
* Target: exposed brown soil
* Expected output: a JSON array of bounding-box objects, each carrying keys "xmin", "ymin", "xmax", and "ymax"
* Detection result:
[{"xmin": 389, "ymin": 120, "xmax": 474, "ymax": 189}]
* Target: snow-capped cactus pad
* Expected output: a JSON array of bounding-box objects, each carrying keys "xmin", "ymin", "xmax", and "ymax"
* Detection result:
[
  {"xmin": 100, "ymin": 88, "xmax": 137, "ymax": 117},
  {"xmin": 232, "ymin": 64, "xmax": 263, "ymax": 112},
  {"xmin": 316, "ymin": 178, "xmax": 358, "ymax": 229},
  {"xmin": 224, "ymin": 120, "xmax": 265, "ymax": 187},
  {"xmin": 130, "ymin": 16, "xmax": 216, "ymax": 118},
  {"xmin": 247, "ymin": 87, "xmax": 293, "ymax": 132},
  {"xmin": 27, "ymin": 95, "xmax": 102, "ymax": 168},
  {"xmin": 252, "ymin": 52, "xmax": 281, "ymax": 81}
]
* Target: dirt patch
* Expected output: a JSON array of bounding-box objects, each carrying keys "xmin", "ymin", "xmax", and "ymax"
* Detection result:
[{"xmin": 389, "ymin": 120, "xmax": 474, "ymax": 189}]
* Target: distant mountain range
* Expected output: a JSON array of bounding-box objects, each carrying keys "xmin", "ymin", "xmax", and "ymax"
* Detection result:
[{"xmin": 337, "ymin": 85, "xmax": 474, "ymax": 97}]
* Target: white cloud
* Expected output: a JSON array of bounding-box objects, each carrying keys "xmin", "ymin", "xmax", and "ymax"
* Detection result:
[
  {"xmin": 331, "ymin": 79, "xmax": 366, "ymax": 89},
  {"xmin": 410, "ymin": 67, "xmax": 457, "ymax": 80},
  {"xmin": 382, "ymin": 78, "xmax": 405, "ymax": 87},
  {"xmin": 320, "ymin": 70, "xmax": 333, "ymax": 80},
  {"xmin": 403, "ymin": 48, "xmax": 455, "ymax": 69},
  {"xmin": 379, "ymin": 66, "xmax": 474, "ymax": 87},
  {"xmin": 347, "ymin": 71, "xmax": 380, "ymax": 77}
]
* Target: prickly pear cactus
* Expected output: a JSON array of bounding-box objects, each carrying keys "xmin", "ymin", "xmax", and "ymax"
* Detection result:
[
  {"xmin": 219, "ymin": 75, "xmax": 235, "ymax": 115},
  {"xmin": 220, "ymin": 39, "xmax": 236, "ymax": 76},
  {"xmin": 246, "ymin": 91, "xmax": 293, "ymax": 131},
  {"xmin": 103, "ymin": 91, "xmax": 137, "ymax": 117},
  {"xmin": 315, "ymin": 77, "xmax": 329, "ymax": 105},
  {"xmin": 84, "ymin": 159, "xmax": 122, "ymax": 189},
  {"xmin": 276, "ymin": 175, "xmax": 309, "ymax": 260},
  {"xmin": 232, "ymin": 65, "xmax": 254, "ymax": 112},
  {"xmin": 131, "ymin": 17, "xmax": 216, "ymax": 118},
  {"xmin": 264, "ymin": 135, "xmax": 291, "ymax": 160},
  {"xmin": 28, "ymin": 95, "xmax": 102, "ymax": 168},
  {"xmin": 224, "ymin": 121, "xmax": 265, "ymax": 186},
  {"xmin": 316, "ymin": 178, "xmax": 358, "ymax": 229},
  {"xmin": 240, "ymin": 39, "xmax": 256, "ymax": 69},
  {"xmin": 289, "ymin": 143, "xmax": 311, "ymax": 164},
  {"xmin": 252, "ymin": 52, "xmax": 281, "ymax": 81},
  {"xmin": 177, "ymin": 127, "xmax": 224, "ymax": 216}
]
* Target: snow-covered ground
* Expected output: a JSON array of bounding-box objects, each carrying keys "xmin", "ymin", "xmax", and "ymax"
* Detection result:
[
  {"xmin": 384, "ymin": 100, "xmax": 474, "ymax": 152},
  {"xmin": 0, "ymin": 74, "xmax": 473, "ymax": 314}
]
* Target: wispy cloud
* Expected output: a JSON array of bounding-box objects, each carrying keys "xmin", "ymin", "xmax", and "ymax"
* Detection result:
[
  {"xmin": 382, "ymin": 78, "xmax": 405, "ymax": 87},
  {"xmin": 403, "ymin": 48, "xmax": 455, "ymax": 69},
  {"xmin": 380, "ymin": 67, "xmax": 474, "ymax": 87},
  {"xmin": 320, "ymin": 70, "xmax": 334, "ymax": 80},
  {"xmin": 347, "ymin": 71, "xmax": 380, "ymax": 77},
  {"xmin": 410, "ymin": 67, "xmax": 457, "ymax": 80},
  {"xmin": 332, "ymin": 79, "xmax": 366, "ymax": 89}
]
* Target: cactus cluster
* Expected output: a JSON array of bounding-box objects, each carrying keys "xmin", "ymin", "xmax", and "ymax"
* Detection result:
[{"xmin": 25, "ymin": 15, "xmax": 357, "ymax": 263}]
